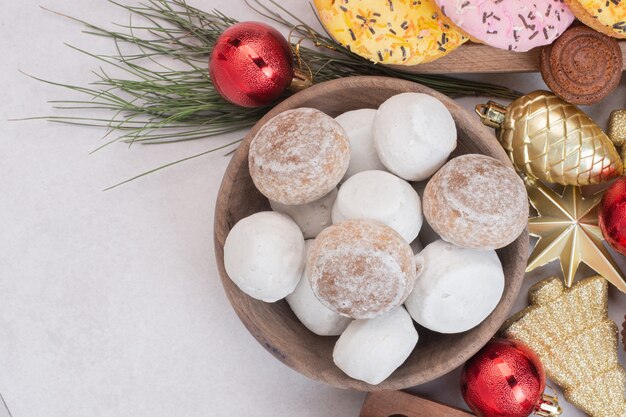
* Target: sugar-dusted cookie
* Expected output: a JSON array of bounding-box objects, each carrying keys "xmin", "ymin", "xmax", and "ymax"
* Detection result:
[
  {"xmin": 332, "ymin": 170, "xmax": 422, "ymax": 243},
  {"xmin": 335, "ymin": 109, "xmax": 386, "ymax": 181},
  {"xmin": 270, "ymin": 188, "xmax": 338, "ymax": 239},
  {"xmin": 333, "ymin": 307, "xmax": 418, "ymax": 385},
  {"xmin": 405, "ymin": 240, "xmax": 504, "ymax": 333},
  {"xmin": 308, "ymin": 219, "xmax": 417, "ymax": 319},
  {"xmin": 249, "ymin": 108, "xmax": 350, "ymax": 205},
  {"xmin": 423, "ymin": 154, "xmax": 528, "ymax": 250},
  {"xmin": 224, "ymin": 212, "xmax": 306, "ymax": 302},
  {"xmin": 374, "ymin": 93, "xmax": 456, "ymax": 181},
  {"xmin": 286, "ymin": 240, "xmax": 352, "ymax": 336}
]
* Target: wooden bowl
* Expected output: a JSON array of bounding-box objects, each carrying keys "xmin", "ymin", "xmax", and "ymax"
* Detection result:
[{"xmin": 214, "ymin": 76, "xmax": 529, "ymax": 391}]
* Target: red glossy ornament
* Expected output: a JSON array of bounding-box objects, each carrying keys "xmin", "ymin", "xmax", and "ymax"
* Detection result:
[
  {"xmin": 599, "ymin": 177, "xmax": 626, "ymax": 256},
  {"xmin": 209, "ymin": 22, "xmax": 294, "ymax": 108},
  {"xmin": 461, "ymin": 339, "xmax": 559, "ymax": 417}
]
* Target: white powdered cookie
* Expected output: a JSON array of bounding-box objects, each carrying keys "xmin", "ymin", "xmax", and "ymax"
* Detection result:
[
  {"xmin": 335, "ymin": 109, "xmax": 386, "ymax": 181},
  {"xmin": 224, "ymin": 211, "xmax": 305, "ymax": 302},
  {"xmin": 270, "ymin": 188, "xmax": 337, "ymax": 239},
  {"xmin": 374, "ymin": 93, "xmax": 456, "ymax": 181},
  {"xmin": 423, "ymin": 154, "xmax": 528, "ymax": 250},
  {"xmin": 332, "ymin": 170, "xmax": 422, "ymax": 243},
  {"xmin": 333, "ymin": 307, "xmax": 418, "ymax": 385},
  {"xmin": 405, "ymin": 240, "xmax": 504, "ymax": 333}
]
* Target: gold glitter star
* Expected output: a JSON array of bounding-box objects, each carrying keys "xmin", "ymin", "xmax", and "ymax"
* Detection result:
[
  {"xmin": 608, "ymin": 109, "xmax": 626, "ymax": 147},
  {"xmin": 525, "ymin": 177, "xmax": 626, "ymax": 292}
]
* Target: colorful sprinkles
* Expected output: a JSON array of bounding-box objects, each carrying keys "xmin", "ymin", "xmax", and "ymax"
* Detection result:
[
  {"xmin": 577, "ymin": 0, "xmax": 626, "ymax": 36},
  {"xmin": 434, "ymin": 0, "xmax": 575, "ymax": 52},
  {"xmin": 313, "ymin": 0, "xmax": 467, "ymax": 65}
]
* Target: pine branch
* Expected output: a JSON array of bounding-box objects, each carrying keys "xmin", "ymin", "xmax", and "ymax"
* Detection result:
[
  {"xmin": 21, "ymin": 0, "xmax": 523, "ymax": 188},
  {"xmin": 30, "ymin": 0, "xmax": 520, "ymax": 148}
]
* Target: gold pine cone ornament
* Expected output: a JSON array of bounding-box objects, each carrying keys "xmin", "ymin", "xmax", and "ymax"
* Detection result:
[{"xmin": 477, "ymin": 91, "xmax": 623, "ymax": 186}]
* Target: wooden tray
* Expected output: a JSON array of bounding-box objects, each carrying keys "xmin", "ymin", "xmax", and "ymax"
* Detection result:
[
  {"xmin": 391, "ymin": 42, "xmax": 626, "ymax": 74},
  {"xmin": 360, "ymin": 391, "xmax": 473, "ymax": 417}
]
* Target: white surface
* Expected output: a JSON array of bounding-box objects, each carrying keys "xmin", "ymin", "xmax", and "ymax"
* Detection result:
[{"xmin": 0, "ymin": 1, "xmax": 624, "ymax": 416}]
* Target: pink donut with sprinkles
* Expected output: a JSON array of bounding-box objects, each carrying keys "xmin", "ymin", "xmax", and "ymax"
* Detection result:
[{"xmin": 434, "ymin": 0, "xmax": 575, "ymax": 51}]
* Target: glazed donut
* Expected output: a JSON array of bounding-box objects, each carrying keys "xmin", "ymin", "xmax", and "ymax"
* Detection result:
[
  {"xmin": 564, "ymin": 0, "xmax": 626, "ymax": 39},
  {"xmin": 313, "ymin": 0, "xmax": 467, "ymax": 65},
  {"xmin": 434, "ymin": 0, "xmax": 575, "ymax": 51}
]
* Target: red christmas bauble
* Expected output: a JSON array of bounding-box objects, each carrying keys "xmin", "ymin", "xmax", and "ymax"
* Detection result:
[
  {"xmin": 209, "ymin": 22, "xmax": 294, "ymax": 108},
  {"xmin": 461, "ymin": 339, "xmax": 546, "ymax": 417},
  {"xmin": 599, "ymin": 177, "xmax": 626, "ymax": 256}
]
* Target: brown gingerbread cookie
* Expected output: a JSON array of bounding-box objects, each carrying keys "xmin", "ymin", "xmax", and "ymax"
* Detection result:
[
  {"xmin": 249, "ymin": 108, "xmax": 350, "ymax": 205},
  {"xmin": 540, "ymin": 26, "xmax": 623, "ymax": 105},
  {"xmin": 422, "ymin": 154, "xmax": 528, "ymax": 250},
  {"xmin": 307, "ymin": 219, "xmax": 417, "ymax": 319},
  {"xmin": 563, "ymin": 0, "xmax": 626, "ymax": 39}
]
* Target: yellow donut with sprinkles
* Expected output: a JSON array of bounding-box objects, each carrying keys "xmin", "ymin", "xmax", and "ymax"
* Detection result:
[
  {"xmin": 313, "ymin": 0, "xmax": 467, "ymax": 65},
  {"xmin": 564, "ymin": 0, "xmax": 626, "ymax": 38}
]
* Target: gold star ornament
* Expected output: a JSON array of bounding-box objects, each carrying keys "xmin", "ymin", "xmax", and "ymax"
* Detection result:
[{"xmin": 525, "ymin": 177, "xmax": 626, "ymax": 292}]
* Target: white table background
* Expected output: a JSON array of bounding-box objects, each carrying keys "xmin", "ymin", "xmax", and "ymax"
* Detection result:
[{"xmin": 1, "ymin": 1, "xmax": 624, "ymax": 416}]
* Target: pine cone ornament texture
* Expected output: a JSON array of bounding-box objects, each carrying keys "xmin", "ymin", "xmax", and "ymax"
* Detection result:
[{"xmin": 479, "ymin": 90, "xmax": 623, "ymax": 186}]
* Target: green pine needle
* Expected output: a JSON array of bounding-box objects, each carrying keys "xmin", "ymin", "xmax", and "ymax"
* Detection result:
[{"xmin": 22, "ymin": 0, "xmax": 522, "ymax": 187}]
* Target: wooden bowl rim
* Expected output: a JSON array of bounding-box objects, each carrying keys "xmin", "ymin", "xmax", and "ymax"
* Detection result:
[{"xmin": 213, "ymin": 76, "xmax": 529, "ymax": 391}]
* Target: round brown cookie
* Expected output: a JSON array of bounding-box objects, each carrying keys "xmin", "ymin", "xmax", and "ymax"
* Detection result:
[
  {"xmin": 540, "ymin": 26, "xmax": 622, "ymax": 105},
  {"xmin": 249, "ymin": 108, "xmax": 350, "ymax": 205},
  {"xmin": 307, "ymin": 219, "xmax": 417, "ymax": 319},
  {"xmin": 423, "ymin": 154, "xmax": 528, "ymax": 250}
]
